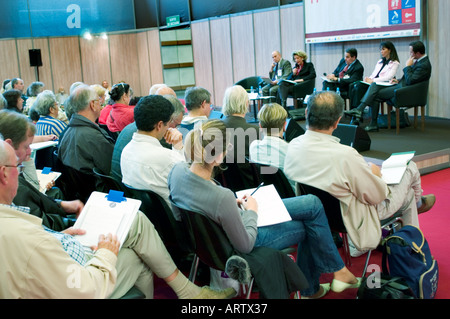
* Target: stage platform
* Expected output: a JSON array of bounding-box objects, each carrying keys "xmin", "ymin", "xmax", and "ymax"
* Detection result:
[{"xmin": 304, "ymin": 115, "xmax": 450, "ymax": 175}]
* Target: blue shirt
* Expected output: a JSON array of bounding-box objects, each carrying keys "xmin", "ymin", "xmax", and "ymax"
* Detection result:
[{"xmin": 35, "ymin": 115, "xmax": 67, "ymax": 138}]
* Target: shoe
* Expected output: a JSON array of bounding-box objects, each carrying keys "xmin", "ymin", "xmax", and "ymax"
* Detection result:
[
  {"xmin": 301, "ymin": 283, "xmax": 330, "ymax": 299},
  {"xmin": 331, "ymin": 278, "xmax": 362, "ymax": 293},
  {"xmin": 418, "ymin": 194, "xmax": 436, "ymax": 214},
  {"xmin": 344, "ymin": 108, "xmax": 362, "ymax": 118},
  {"xmin": 364, "ymin": 124, "xmax": 379, "ymax": 132},
  {"xmin": 193, "ymin": 286, "xmax": 237, "ymax": 299},
  {"xmin": 350, "ymin": 117, "xmax": 361, "ymax": 126}
]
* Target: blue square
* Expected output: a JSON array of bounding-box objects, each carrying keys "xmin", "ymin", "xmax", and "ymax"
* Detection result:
[
  {"xmin": 402, "ymin": 0, "xmax": 416, "ymax": 9},
  {"xmin": 389, "ymin": 10, "xmax": 402, "ymax": 25}
]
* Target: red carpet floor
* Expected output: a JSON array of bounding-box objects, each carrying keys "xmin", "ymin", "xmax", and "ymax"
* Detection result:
[{"xmin": 154, "ymin": 168, "xmax": 450, "ymax": 300}]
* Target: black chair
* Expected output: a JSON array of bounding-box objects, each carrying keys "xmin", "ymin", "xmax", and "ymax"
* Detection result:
[
  {"xmin": 170, "ymin": 201, "xmax": 255, "ymax": 298},
  {"xmin": 92, "ymin": 167, "xmax": 132, "ymax": 197},
  {"xmin": 386, "ymin": 80, "xmax": 430, "ymax": 135},
  {"xmin": 297, "ymin": 182, "xmax": 403, "ymax": 277},
  {"xmin": 124, "ymin": 186, "xmax": 191, "ymax": 263},
  {"xmin": 34, "ymin": 145, "xmax": 58, "ymax": 170},
  {"xmin": 216, "ymin": 162, "xmax": 260, "ymax": 193},
  {"xmin": 235, "ymin": 76, "xmax": 265, "ymax": 92},
  {"xmin": 99, "ymin": 123, "xmax": 119, "ymax": 142},
  {"xmin": 250, "ymin": 162, "xmax": 296, "ymax": 199}
]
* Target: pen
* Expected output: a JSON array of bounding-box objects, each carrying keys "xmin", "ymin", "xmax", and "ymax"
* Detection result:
[{"xmin": 249, "ymin": 182, "xmax": 264, "ymax": 197}]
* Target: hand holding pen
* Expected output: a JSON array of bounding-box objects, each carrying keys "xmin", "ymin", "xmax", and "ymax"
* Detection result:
[{"xmin": 237, "ymin": 182, "xmax": 264, "ymax": 212}]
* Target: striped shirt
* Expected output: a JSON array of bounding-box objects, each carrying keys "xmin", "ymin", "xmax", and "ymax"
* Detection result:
[{"xmin": 35, "ymin": 115, "xmax": 67, "ymax": 138}]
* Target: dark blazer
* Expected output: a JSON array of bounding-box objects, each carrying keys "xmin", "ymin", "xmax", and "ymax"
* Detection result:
[
  {"xmin": 401, "ymin": 56, "xmax": 432, "ymax": 86},
  {"xmin": 333, "ymin": 58, "xmax": 364, "ymax": 87},
  {"xmin": 289, "ymin": 62, "xmax": 316, "ymax": 82}
]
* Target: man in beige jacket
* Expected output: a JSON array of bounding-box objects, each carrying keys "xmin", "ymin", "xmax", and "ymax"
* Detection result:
[{"xmin": 284, "ymin": 91, "xmax": 435, "ymax": 254}]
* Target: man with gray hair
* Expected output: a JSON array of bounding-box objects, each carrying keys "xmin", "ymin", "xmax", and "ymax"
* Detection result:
[
  {"xmin": 58, "ymin": 85, "xmax": 115, "ymax": 201},
  {"xmin": 179, "ymin": 86, "xmax": 211, "ymax": 132},
  {"xmin": 284, "ymin": 91, "xmax": 435, "ymax": 255}
]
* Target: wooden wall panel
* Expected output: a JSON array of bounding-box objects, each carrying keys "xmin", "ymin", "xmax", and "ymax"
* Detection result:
[
  {"xmin": 16, "ymin": 39, "xmax": 36, "ymax": 90},
  {"xmin": 210, "ymin": 17, "xmax": 234, "ymax": 107},
  {"xmin": 32, "ymin": 38, "xmax": 53, "ymax": 92},
  {"xmin": 48, "ymin": 37, "xmax": 82, "ymax": 96},
  {"xmin": 136, "ymin": 32, "xmax": 152, "ymax": 96},
  {"xmin": 0, "ymin": 40, "xmax": 20, "ymax": 84},
  {"xmin": 230, "ymin": 14, "xmax": 255, "ymax": 84},
  {"xmin": 253, "ymin": 10, "xmax": 281, "ymax": 78},
  {"xmin": 280, "ymin": 5, "xmax": 304, "ymax": 61},
  {"xmin": 79, "ymin": 37, "xmax": 111, "ymax": 89},
  {"xmin": 147, "ymin": 29, "xmax": 164, "ymax": 88},
  {"xmin": 109, "ymin": 33, "xmax": 141, "ymax": 96},
  {"xmin": 191, "ymin": 20, "xmax": 214, "ymax": 103}
]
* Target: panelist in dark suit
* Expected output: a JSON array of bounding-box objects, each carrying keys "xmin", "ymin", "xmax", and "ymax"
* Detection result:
[
  {"xmin": 322, "ymin": 48, "xmax": 364, "ymax": 94},
  {"xmin": 262, "ymin": 51, "xmax": 292, "ymax": 102},
  {"xmin": 278, "ymin": 50, "xmax": 316, "ymax": 109},
  {"xmin": 345, "ymin": 41, "xmax": 432, "ymax": 132}
]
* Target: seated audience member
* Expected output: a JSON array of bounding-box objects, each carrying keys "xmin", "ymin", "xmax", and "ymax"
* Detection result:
[
  {"xmin": 0, "ymin": 110, "xmax": 82, "ymax": 231},
  {"xmin": 249, "ymin": 103, "xmax": 295, "ymax": 189},
  {"xmin": 110, "ymin": 91, "xmax": 181, "ymax": 181},
  {"xmin": 168, "ymin": 119, "xmax": 360, "ymax": 298},
  {"xmin": 58, "ymin": 85, "xmax": 115, "ymax": 177},
  {"xmin": 55, "ymin": 87, "xmax": 69, "ymax": 107},
  {"xmin": 105, "ymin": 83, "xmax": 134, "ymax": 132},
  {"xmin": 65, "ymin": 81, "xmax": 85, "ymax": 121},
  {"xmin": 11, "ymin": 77, "xmax": 27, "ymax": 104},
  {"xmin": 278, "ymin": 50, "xmax": 316, "ymax": 109},
  {"xmin": 24, "ymin": 81, "xmax": 45, "ymax": 114},
  {"xmin": 322, "ymin": 48, "xmax": 364, "ymax": 94},
  {"xmin": 179, "ymin": 86, "xmax": 211, "ymax": 134},
  {"xmin": 32, "ymin": 90, "xmax": 67, "ymax": 138},
  {"xmin": 347, "ymin": 41, "xmax": 400, "ymax": 118},
  {"xmin": 346, "ymin": 41, "xmax": 431, "ymax": 132},
  {"xmin": 262, "ymin": 51, "xmax": 292, "ymax": 102},
  {"xmin": 284, "ymin": 91, "xmax": 436, "ymax": 256},
  {"xmin": 149, "ymin": 83, "xmax": 167, "ymax": 95},
  {"xmin": 3, "ymin": 89, "xmax": 24, "ymax": 113},
  {"xmin": 1, "ymin": 79, "xmax": 11, "ymax": 94},
  {"xmin": 221, "ymin": 85, "xmax": 260, "ymax": 190},
  {"xmin": 90, "ymin": 84, "xmax": 107, "ymax": 109},
  {"xmin": 0, "ymin": 138, "xmax": 234, "ymax": 300},
  {"xmin": 0, "ymin": 94, "xmax": 6, "ymax": 110},
  {"xmin": 121, "ymin": 95, "xmax": 185, "ymax": 207}
]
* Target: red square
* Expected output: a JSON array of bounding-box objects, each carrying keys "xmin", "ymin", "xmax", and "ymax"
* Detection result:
[
  {"xmin": 389, "ymin": 0, "xmax": 402, "ymax": 10},
  {"xmin": 403, "ymin": 8, "xmax": 416, "ymax": 23}
]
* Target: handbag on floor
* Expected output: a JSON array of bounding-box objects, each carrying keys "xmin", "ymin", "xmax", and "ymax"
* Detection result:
[{"xmin": 357, "ymin": 272, "xmax": 415, "ymax": 299}]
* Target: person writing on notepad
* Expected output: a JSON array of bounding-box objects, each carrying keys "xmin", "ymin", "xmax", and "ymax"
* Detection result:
[
  {"xmin": 168, "ymin": 119, "xmax": 360, "ymax": 299},
  {"xmin": 284, "ymin": 91, "xmax": 436, "ymax": 258}
]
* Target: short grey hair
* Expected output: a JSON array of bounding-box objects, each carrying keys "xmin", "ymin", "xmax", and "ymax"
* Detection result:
[
  {"xmin": 222, "ymin": 85, "xmax": 249, "ymax": 116},
  {"xmin": 163, "ymin": 94, "xmax": 185, "ymax": 117},
  {"xmin": 66, "ymin": 85, "xmax": 98, "ymax": 115},
  {"xmin": 184, "ymin": 87, "xmax": 211, "ymax": 111},
  {"xmin": 306, "ymin": 91, "xmax": 344, "ymax": 130},
  {"xmin": 27, "ymin": 81, "xmax": 45, "ymax": 97},
  {"xmin": 32, "ymin": 90, "xmax": 57, "ymax": 116}
]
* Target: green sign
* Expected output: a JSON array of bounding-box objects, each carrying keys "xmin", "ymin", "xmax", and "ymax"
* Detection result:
[{"xmin": 166, "ymin": 15, "xmax": 180, "ymax": 27}]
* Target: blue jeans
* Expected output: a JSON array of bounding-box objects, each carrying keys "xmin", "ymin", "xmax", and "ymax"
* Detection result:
[{"xmin": 254, "ymin": 194, "xmax": 344, "ymax": 296}]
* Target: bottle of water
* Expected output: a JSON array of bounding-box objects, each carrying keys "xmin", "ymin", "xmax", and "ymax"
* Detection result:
[
  {"xmin": 250, "ymin": 86, "xmax": 254, "ymax": 93},
  {"xmin": 336, "ymin": 87, "xmax": 341, "ymax": 96},
  {"xmin": 258, "ymin": 85, "xmax": 262, "ymax": 96},
  {"xmin": 313, "ymin": 88, "xmax": 317, "ymax": 94}
]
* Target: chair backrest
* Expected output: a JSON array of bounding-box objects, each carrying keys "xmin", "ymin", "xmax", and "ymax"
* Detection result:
[
  {"xmin": 251, "ymin": 162, "xmax": 296, "ymax": 199},
  {"xmin": 216, "ymin": 162, "xmax": 260, "ymax": 193},
  {"xmin": 394, "ymin": 80, "xmax": 430, "ymax": 107},
  {"xmin": 171, "ymin": 202, "xmax": 235, "ymax": 271},
  {"xmin": 92, "ymin": 167, "xmax": 131, "ymax": 197},
  {"xmin": 99, "ymin": 124, "xmax": 119, "ymax": 142},
  {"xmin": 124, "ymin": 186, "xmax": 191, "ymax": 255},
  {"xmin": 297, "ymin": 182, "xmax": 346, "ymax": 232},
  {"xmin": 235, "ymin": 76, "xmax": 264, "ymax": 91}
]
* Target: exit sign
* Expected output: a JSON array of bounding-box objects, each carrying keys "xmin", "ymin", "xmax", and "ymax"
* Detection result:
[{"xmin": 166, "ymin": 15, "xmax": 180, "ymax": 27}]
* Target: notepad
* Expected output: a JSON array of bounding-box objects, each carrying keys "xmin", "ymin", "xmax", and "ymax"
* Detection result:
[
  {"xmin": 73, "ymin": 191, "xmax": 141, "ymax": 248},
  {"xmin": 36, "ymin": 167, "xmax": 61, "ymax": 193},
  {"xmin": 381, "ymin": 151, "xmax": 415, "ymax": 185},
  {"xmin": 236, "ymin": 184, "xmax": 292, "ymax": 227},
  {"xmin": 361, "ymin": 81, "xmax": 396, "ymax": 87}
]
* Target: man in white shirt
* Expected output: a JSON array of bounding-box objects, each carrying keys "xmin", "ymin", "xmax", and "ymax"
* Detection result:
[
  {"xmin": 179, "ymin": 86, "xmax": 211, "ymax": 136},
  {"xmin": 121, "ymin": 95, "xmax": 185, "ymax": 207},
  {"xmin": 284, "ymin": 91, "xmax": 435, "ymax": 253}
]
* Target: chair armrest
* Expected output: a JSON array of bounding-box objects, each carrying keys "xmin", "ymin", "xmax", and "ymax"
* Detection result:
[{"xmin": 394, "ymin": 80, "xmax": 429, "ymax": 107}]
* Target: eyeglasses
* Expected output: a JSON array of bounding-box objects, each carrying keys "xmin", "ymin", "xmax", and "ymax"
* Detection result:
[{"xmin": 3, "ymin": 164, "xmax": 25, "ymax": 173}]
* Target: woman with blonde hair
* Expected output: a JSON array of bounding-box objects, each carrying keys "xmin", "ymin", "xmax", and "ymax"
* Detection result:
[
  {"xmin": 168, "ymin": 119, "xmax": 360, "ymax": 299},
  {"xmin": 278, "ymin": 50, "xmax": 316, "ymax": 109}
]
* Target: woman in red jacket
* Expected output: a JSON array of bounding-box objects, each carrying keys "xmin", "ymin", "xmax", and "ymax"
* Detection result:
[{"xmin": 106, "ymin": 83, "xmax": 134, "ymax": 132}]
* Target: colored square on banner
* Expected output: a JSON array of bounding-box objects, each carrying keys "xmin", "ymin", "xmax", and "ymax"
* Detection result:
[
  {"xmin": 389, "ymin": 0, "xmax": 402, "ymax": 10},
  {"xmin": 402, "ymin": 8, "xmax": 416, "ymax": 23},
  {"xmin": 402, "ymin": 0, "xmax": 416, "ymax": 9},
  {"xmin": 389, "ymin": 10, "xmax": 402, "ymax": 25}
]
